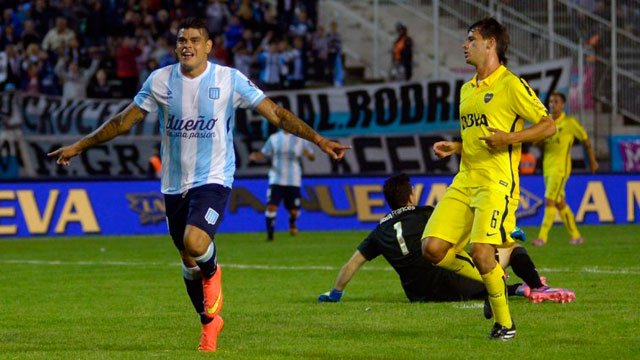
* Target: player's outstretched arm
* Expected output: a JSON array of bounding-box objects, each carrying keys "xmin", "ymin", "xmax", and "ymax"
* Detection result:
[
  {"xmin": 318, "ymin": 250, "xmax": 367, "ymax": 302},
  {"xmin": 254, "ymin": 98, "xmax": 351, "ymax": 160},
  {"xmin": 47, "ymin": 102, "xmax": 147, "ymax": 165}
]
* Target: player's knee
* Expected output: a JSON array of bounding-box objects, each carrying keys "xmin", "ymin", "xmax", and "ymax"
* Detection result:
[
  {"xmin": 421, "ymin": 237, "xmax": 446, "ymax": 263},
  {"xmin": 556, "ymin": 199, "xmax": 566, "ymax": 209},
  {"xmin": 471, "ymin": 244, "xmax": 497, "ymax": 273},
  {"xmin": 545, "ymin": 198, "xmax": 556, "ymax": 207},
  {"xmin": 267, "ymin": 204, "xmax": 278, "ymax": 212},
  {"xmin": 183, "ymin": 225, "xmax": 212, "ymax": 257}
]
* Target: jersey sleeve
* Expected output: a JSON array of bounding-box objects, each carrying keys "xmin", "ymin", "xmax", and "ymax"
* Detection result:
[
  {"xmin": 357, "ymin": 231, "xmax": 381, "ymax": 261},
  {"xmin": 233, "ymin": 69, "xmax": 266, "ymax": 110},
  {"xmin": 508, "ymin": 77, "xmax": 549, "ymax": 124},
  {"xmin": 570, "ymin": 117, "xmax": 589, "ymax": 142},
  {"xmin": 133, "ymin": 71, "xmax": 159, "ymax": 113}
]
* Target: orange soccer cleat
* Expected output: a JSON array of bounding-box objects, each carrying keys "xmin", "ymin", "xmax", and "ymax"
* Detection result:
[
  {"xmin": 202, "ymin": 265, "xmax": 223, "ymax": 319},
  {"xmin": 198, "ymin": 315, "xmax": 224, "ymax": 352}
]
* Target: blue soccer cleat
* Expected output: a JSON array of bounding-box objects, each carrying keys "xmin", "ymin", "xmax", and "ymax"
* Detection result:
[{"xmin": 510, "ymin": 226, "xmax": 526, "ymax": 242}]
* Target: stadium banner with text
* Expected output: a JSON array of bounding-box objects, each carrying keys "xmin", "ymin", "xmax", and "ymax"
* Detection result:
[
  {"xmin": 1, "ymin": 173, "xmax": 638, "ymax": 238},
  {"xmin": 2, "ymin": 58, "xmax": 570, "ymax": 138},
  {"xmin": 610, "ymin": 135, "xmax": 640, "ymax": 172}
]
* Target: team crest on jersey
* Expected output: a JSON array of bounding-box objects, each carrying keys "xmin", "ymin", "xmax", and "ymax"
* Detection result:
[
  {"xmin": 209, "ymin": 87, "xmax": 220, "ymax": 99},
  {"xmin": 484, "ymin": 93, "xmax": 493, "ymax": 103},
  {"xmin": 205, "ymin": 208, "xmax": 219, "ymax": 225}
]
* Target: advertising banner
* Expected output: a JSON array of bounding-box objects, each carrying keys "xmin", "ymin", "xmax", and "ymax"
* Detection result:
[
  {"xmin": 0, "ymin": 58, "xmax": 571, "ymax": 179},
  {"xmin": 610, "ymin": 135, "xmax": 640, "ymax": 172},
  {"xmin": 1, "ymin": 174, "xmax": 638, "ymax": 238}
]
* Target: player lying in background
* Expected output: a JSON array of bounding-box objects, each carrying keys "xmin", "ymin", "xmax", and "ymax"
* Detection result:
[{"xmin": 318, "ymin": 174, "xmax": 575, "ymax": 307}]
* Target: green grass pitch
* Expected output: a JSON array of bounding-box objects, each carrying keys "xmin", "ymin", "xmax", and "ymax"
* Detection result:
[{"xmin": 0, "ymin": 225, "xmax": 639, "ymax": 359}]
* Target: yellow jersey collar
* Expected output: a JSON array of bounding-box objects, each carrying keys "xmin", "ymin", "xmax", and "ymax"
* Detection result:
[
  {"xmin": 555, "ymin": 112, "xmax": 566, "ymax": 122},
  {"xmin": 471, "ymin": 65, "xmax": 507, "ymax": 88}
]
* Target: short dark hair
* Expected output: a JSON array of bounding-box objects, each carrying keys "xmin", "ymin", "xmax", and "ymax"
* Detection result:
[
  {"xmin": 468, "ymin": 17, "xmax": 510, "ymax": 65},
  {"xmin": 383, "ymin": 173, "xmax": 413, "ymax": 210},
  {"xmin": 550, "ymin": 91, "xmax": 566, "ymax": 103},
  {"xmin": 178, "ymin": 17, "xmax": 210, "ymax": 39}
]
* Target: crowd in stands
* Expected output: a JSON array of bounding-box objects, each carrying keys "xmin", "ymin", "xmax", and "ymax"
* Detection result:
[{"xmin": 0, "ymin": 0, "xmax": 345, "ymax": 100}]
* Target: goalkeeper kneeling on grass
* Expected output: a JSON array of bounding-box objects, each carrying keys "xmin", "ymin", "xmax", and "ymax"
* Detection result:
[{"xmin": 318, "ymin": 174, "xmax": 575, "ymax": 307}]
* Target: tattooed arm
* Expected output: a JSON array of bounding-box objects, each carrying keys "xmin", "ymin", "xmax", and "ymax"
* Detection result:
[
  {"xmin": 254, "ymin": 98, "xmax": 350, "ymax": 160},
  {"xmin": 48, "ymin": 102, "xmax": 148, "ymax": 165}
]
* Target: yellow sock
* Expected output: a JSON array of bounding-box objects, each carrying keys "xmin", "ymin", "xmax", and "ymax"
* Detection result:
[
  {"xmin": 559, "ymin": 206, "xmax": 581, "ymax": 239},
  {"xmin": 537, "ymin": 205, "xmax": 557, "ymax": 242},
  {"xmin": 482, "ymin": 264, "xmax": 512, "ymax": 328},
  {"xmin": 436, "ymin": 248, "xmax": 483, "ymax": 282}
]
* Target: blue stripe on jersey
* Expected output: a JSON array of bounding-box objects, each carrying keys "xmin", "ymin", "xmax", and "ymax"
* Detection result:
[
  {"xmin": 168, "ymin": 64, "xmax": 183, "ymax": 192},
  {"xmin": 194, "ymin": 64, "xmax": 215, "ymax": 186},
  {"xmin": 223, "ymin": 70, "xmax": 238, "ymax": 187}
]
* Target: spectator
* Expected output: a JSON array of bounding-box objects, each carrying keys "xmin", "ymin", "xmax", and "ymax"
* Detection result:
[
  {"xmin": 21, "ymin": 62, "xmax": 41, "ymax": 94},
  {"xmin": 0, "ymin": 24, "xmax": 18, "ymax": 50},
  {"xmin": 233, "ymin": 42, "xmax": 253, "ymax": 78},
  {"xmin": 1, "ymin": 44, "xmax": 21, "ymax": 90},
  {"xmin": 311, "ymin": 25, "xmax": 328, "ymax": 81},
  {"xmin": 55, "ymin": 55, "xmax": 99, "ymax": 100},
  {"xmin": 206, "ymin": 0, "xmax": 231, "ymax": 36},
  {"xmin": 210, "ymin": 34, "xmax": 230, "ymax": 66},
  {"xmin": 224, "ymin": 15, "xmax": 244, "ymax": 52},
  {"xmin": 41, "ymin": 17, "xmax": 76, "ymax": 53},
  {"xmin": 256, "ymin": 39, "xmax": 282, "ymax": 90},
  {"xmin": 286, "ymin": 36, "xmax": 306, "ymax": 89},
  {"xmin": 30, "ymin": 0, "xmax": 55, "ymax": 38},
  {"xmin": 20, "ymin": 19, "xmax": 41, "ymax": 50},
  {"xmin": 326, "ymin": 20, "xmax": 342, "ymax": 83},
  {"xmin": 88, "ymin": 68, "xmax": 113, "ymax": 99},
  {"xmin": 391, "ymin": 22, "xmax": 413, "ymax": 81},
  {"xmin": 115, "ymin": 35, "xmax": 141, "ymax": 98},
  {"xmin": 288, "ymin": 10, "xmax": 312, "ymax": 39}
]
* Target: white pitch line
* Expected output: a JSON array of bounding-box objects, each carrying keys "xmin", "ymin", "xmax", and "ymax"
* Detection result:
[{"xmin": 0, "ymin": 259, "xmax": 638, "ymax": 275}]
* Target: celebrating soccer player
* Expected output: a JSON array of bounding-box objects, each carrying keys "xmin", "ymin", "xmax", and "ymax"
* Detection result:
[
  {"xmin": 420, "ymin": 18, "xmax": 556, "ymax": 340},
  {"xmin": 48, "ymin": 17, "xmax": 350, "ymax": 352}
]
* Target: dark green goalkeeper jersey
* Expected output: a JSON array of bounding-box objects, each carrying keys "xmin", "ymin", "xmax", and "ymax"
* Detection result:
[{"xmin": 357, "ymin": 205, "xmax": 486, "ymax": 302}]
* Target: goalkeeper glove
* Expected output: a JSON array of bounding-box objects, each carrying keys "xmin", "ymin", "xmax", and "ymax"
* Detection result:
[
  {"xmin": 511, "ymin": 226, "xmax": 526, "ymax": 242},
  {"xmin": 318, "ymin": 289, "xmax": 343, "ymax": 302}
]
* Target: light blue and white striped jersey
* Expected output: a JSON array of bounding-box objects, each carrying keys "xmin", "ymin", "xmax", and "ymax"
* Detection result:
[
  {"xmin": 134, "ymin": 61, "xmax": 265, "ymax": 194},
  {"xmin": 257, "ymin": 51, "xmax": 282, "ymax": 85},
  {"xmin": 260, "ymin": 130, "xmax": 314, "ymax": 187}
]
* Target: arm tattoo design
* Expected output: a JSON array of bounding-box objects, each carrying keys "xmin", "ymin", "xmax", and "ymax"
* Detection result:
[{"xmin": 275, "ymin": 106, "xmax": 318, "ymax": 143}]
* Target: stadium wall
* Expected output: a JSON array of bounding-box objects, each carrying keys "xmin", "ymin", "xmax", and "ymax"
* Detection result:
[{"xmin": 1, "ymin": 174, "xmax": 638, "ymax": 238}]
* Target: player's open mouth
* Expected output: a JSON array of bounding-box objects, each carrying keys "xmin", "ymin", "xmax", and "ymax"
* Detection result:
[{"xmin": 182, "ymin": 50, "xmax": 194, "ymax": 59}]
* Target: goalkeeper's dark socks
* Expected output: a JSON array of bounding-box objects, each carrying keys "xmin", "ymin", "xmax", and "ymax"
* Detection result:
[
  {"xmin": 182, "ymin": 264, "xmax": 205, "ymax": 314},
  {"xmin": 509, "ymin": 246, "xmax": 544, "ymax": 288},
  {"xmin": 507, "ymin": 283, "xmax": 521, "ymax": 296},
  {"xmin": 195, "ymin": 242, "xmax": 218, "ymax": 278},
  {"xmin": 288, "ymin": 215, "xmax": 296, "ymax": 229}
]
